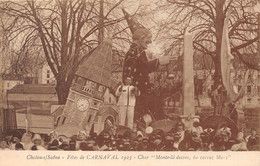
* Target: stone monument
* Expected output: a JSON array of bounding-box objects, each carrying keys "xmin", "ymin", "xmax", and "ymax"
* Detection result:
[{"xmin": 181, "ymin": 31, "xmax": 199, "ymax": 128}]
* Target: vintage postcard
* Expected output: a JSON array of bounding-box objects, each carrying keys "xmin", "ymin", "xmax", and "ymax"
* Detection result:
[{"xmin": 0, "ymin": 0, "xmax": 260, "ymax": 165}]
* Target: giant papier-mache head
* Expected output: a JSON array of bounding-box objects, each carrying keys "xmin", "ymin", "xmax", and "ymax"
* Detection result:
[{"xmin": 122, "ymin": 9, "xmax": 152, "ymax": 49}]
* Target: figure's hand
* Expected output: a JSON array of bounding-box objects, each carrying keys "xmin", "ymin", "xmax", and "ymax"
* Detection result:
[
  {"xmin": 130, "ymin": 87, "xmax": 136, "ymax": 94},
  {"xmin": 158, "ymin": 56, "xmax": 177, "ymax": 65}
]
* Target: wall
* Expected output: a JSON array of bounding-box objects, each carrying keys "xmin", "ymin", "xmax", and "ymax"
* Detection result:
[
  {"xmin": 103, "ymin": 88, "xmax": 117, "ymax": 105},
  {"xmin": 1, "ymin": 80, "xmax": 23, "ymax": 105},
  {"xmin": 38, "ymin": 63, "xmax": 55, "ymax": 84}
]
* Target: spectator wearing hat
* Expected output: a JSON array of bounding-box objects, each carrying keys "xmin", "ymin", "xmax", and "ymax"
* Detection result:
[
  {"xmin": 77, "ymin": 130, "xmax": 88, "ymax": 141},
  {"xmin": 4, "ymin": 130, "xmax": 13, "ymax": 148},
  {"xmin": 43, "ymin": 135, "xmax": 52, "ymax": 149},
  {"xmin": 0, "ymin": 141, "xmax": 10, "ymax": 150},
  {"xmin": 32, "ymin": 134, "xmax": 46, "ymax": 150},
  {"xmin": 79, "ymin": 142, "xmax": 88, "ymax": 151},
  {"xmin": 199, "ymin": 133, "xmax": 212, "ymax": 151},
  {"xmin": 140, "ymin": 138, "xmax": 149, "ymax": 151},
  {"xmin": 190, "ymin": 132, "xmax": 202, "ymax": 150},
  {"xmin": 116, "ymin": 77, "xmax": 140, "ymax": 130},
  {"xmin": 21, "ymin": 133, "xmax": 34, "ymax": 150},
  {"xmin": 172, "ymin": 122, "xmax": 185, "ymax": 144},
  {"xmin": 76, "ymin": 130, "xmax": 88, "ymax": 150},
  {"xmin": 173, "ymin": 133, "xmax": 181, "ymax": 150},
  {"xmin": 230, "ymin": 132, "xmax": 247, "ymax": 151},
  {"xmin": 9, "ymin": 130, "xmax": 22, "ymax": 150},
  {"xmin": 31, "ymin": 145, "xmax": 38, "ymax": 150},
  {"xmin": 179, "ymin": 130, "xmax": 193, "ymax": 151},
  {"xmin": 48, "ymin": 131, "xmax": 59, "ymax": 143},
  {"xmin": 68, "ymin": 138, "xmax": 76, "ymax": 151},
  {"xmin": 48, "ymin": 139, "xmax": 59, "ymax": 150},
  {"xmin": 246, "ymin": 128, "xmax": 259, "ymax": 151},
  {"xmin": 161, "ymin": 134, "xmax": 174, "ymax": 151},
  {"xmin": 59, "ymin": 141, "xmax": 69, "ymax": 150},
  {"xmin": 191, "ymin": 119, "xmax": 203, "ymax": 137}
]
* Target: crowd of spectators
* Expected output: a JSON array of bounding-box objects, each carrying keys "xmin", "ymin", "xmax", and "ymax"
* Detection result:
[{"xmin": 1, "ymin": 121, "xmax": 259, "ymax": 151}]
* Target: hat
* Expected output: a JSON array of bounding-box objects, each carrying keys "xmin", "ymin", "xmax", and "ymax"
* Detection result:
[
  {"xmin": 48, "ymin": 131, "xmax": 58, "ymax": 139},
  {"xmin": 193, "ymin": 118, "xmax": 200, "ymax": 123},
  {"xmin": 143, "ymin": 114, "xmax": 153, "ymax": 126},
  {"xmin": 122, "ymin": 9, "xmax": 147, "ymax": 34},
  {"xmin": 145, "ymin": 126, "xmax": 153, "ymax": 134},
  {"xmin": 165, "ymin": 134, "xmax": 174, "ymax": 141},
  {"xmin": 173, "ymin": 133, "xmax": 181, "ymax": 138},
  {"xmin": 32, "ymin": 134, "xmax": 42, "ymax": 142},
  {"xmin": 176, "ymin": 122, "xmax": 184, "ymax": 127},
  {"xmin": 15, "ymin": 143, "xmax": 24, "ymax": 149},
  {"xmin": 136, "ymin": 131, "xmax": 144, "ymax": 138},
  {"xmin": 49, "ymin": 139, "xmax": 59, "ymax": 149}
]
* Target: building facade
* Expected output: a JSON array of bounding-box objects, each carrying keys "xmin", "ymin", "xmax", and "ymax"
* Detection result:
[
  {"xmin": 38, "ymin": 63, "xmax": 55, "ymax": 84},
  {"xmin": 0, "ymin": 74, "xmax": 24, "ymax": 105},
  {"xmin": 7, "ymin": 84, "xmax": 58, "ymax": 134}
]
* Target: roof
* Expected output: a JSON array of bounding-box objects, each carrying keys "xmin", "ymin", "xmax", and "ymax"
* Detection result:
[
  {"xmin": 51, "ymin": 105, "xmax": 65, "ymax": 114},
  {"xmin": 8, "ymin": 84, "xmax": 56, "ymax": 94},
  {"xmin": 98, "ymin": 104, "xmax": 118, "ymax": 115},
  {"xmin": 76, "ymin": 38, "xmax": 113, "ymax": 88},
  {"xmin": 2, "ymin": 73, "xmax": 23, "ymax": 81}
]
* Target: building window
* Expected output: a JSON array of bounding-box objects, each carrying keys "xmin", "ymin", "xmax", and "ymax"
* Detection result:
[
  {"xmin": 109, "ymin": 97, "xmax": 111, "ymax": 103},
  {"xmin": 62, "ymin": 117, "xmax": 66, "ymax": 124},
  {"xmin": 7, "ymin": 83, "xmax": 9, "ymax": 88},
  {"xmin": 56, "ymin": 116, "xmax": 61, "ymax": 127},
  {"xmin": 247, "ymin": 86, "xmax": 251, "ymax": 93},
  {"xmin": 98, "ymin": 85, "xmax": 105, "ymax": 92},
  {"xmin": 258, "ymin": 86, "xmax": 260, "ymax": 93},
  {"xmin": 75, "ymin": 76, "xmax": 86, "ymax": 86},
  {"xmin": 168, "ymin": 98, "xmax": 174, "ymax": 107},
  {"xmin": 47, "ymin": 80, "xmax": 50, "ymax": 84},
  {"xmin": 85, "ymin": 80, "xmax": 96, "ymax": 88},
  {"xmin": 238, "ymin": 85, "xmax": 242, "ymax": 92},
  {"xmin": 164, "ymin": 100, "xmax": 168, "ymax": 107},
  {"xmin": 47, "ymin": 70, "xmax": 50, "ymax": 78},
  {"xmin": 87, "ymin": 115, "xmax": 92, "ymax": 123}
]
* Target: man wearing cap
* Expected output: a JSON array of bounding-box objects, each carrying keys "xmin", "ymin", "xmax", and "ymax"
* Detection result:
[{"xmin": 122, "ymin": 9, "xmax": 174, "ymax": 121}]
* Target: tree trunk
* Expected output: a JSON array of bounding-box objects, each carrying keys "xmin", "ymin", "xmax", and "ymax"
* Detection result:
[
  {"xmin": 212, "ymin": 0, "xmax": 230, "ymax": 116},
  {"xmin": 98, "ymin": 0, "xmax": 104, "ymax": 43},
  {"xmin": 55, "ymin": 73, "xmax": 74, "ymax": 105},
  {"xmin": 56, "ymin": 81, "xmax": 69, "ymax": 105},
  {"xmin": 214, "ymin": 0, "xmax": 225, "ymax": 86}
]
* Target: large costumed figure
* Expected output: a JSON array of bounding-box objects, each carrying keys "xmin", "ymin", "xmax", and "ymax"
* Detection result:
[{"xmin": 122, "ymin": 9, "xmax": 174, "ymax": 123}]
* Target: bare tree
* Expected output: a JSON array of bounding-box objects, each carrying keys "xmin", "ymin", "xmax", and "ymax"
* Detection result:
[
  {"xmin": 0, "ymin": 0, "xmax": 126, "ymax": 104},
  {"xmin": 144, "ymin": 0, "xmax": 260, "ymax": 115}
]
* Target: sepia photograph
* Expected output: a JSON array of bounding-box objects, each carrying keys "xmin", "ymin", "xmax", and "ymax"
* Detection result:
[{"xmin": 0, "ymin": 0, "xmax": 260, "ymax": 165}]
